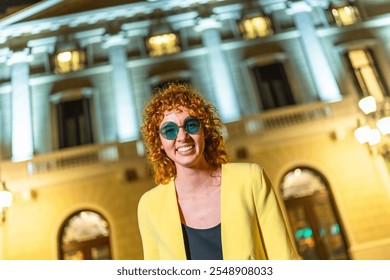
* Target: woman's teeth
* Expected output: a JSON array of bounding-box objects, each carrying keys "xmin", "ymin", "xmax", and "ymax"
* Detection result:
[{"xmin": 177, "ymin": 145, "xmax": 193, "ymax": 152}]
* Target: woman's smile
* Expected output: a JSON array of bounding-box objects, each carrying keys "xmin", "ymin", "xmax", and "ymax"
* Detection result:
[{"xmin": 176, "ymin": 144, "xmax": 195, "ymax": 153}]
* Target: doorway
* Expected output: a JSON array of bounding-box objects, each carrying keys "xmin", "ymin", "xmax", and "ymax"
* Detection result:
[
  {"xmin": 280, "ymin": 167, "xmax": 349, "ymax": 259},
  {"xmin": 59, "ymin": 210, "xmax": 111, "ymax": 260}
]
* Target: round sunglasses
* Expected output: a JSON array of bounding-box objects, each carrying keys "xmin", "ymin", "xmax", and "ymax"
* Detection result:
[{"xmin": 159, "ymin": 116, "xmax": 201, "ymax": 140}]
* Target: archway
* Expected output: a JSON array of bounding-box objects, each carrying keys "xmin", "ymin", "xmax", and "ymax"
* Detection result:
[
  {"xmin": 280, "ymin": 167, "xmax": 349, "ymax": 259},
  {"xmin": 58, "ymin": 210, "xmax": 111, "ymax": 260}
]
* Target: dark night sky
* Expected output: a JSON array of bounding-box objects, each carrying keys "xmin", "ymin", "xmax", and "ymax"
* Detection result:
[{"xmin": 0, "ymin": 0, "xmax": 42, "ymax": 14}]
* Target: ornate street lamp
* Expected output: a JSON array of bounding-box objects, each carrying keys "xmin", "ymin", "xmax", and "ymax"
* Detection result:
[{"xmin": 354, "ymin": 96, "xmax": 390, "ymax": 153}]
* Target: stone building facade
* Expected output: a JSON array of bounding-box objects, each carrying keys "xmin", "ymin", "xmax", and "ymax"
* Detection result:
[{"xmin": 0, "ymin": 0, "xmax": 389, "ymax": 260}]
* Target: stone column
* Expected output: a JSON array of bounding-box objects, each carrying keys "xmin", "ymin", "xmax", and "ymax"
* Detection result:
[
  {"xmin": 8, "ymin": 51, "xmax": 34, "ymax": 161},
  {"xmin": 103, "ymin": 34, "xmax": 139, "ymax": 142},
  {"xmin": 196, "ymin": 18, "xmax": 241, "ymax": 123},
  {"xmin": 288, "ymin": 1, "xmax": 342, "ymax": 102}
]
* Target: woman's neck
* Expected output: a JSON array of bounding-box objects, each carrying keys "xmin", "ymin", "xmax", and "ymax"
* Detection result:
[
  {"xmin": 174, "ymin": 163, "xmax": 222, "ymax": 228},
  {"xmin": 175, "ymin": 163, "xmax": 221, "ymax": 193}
]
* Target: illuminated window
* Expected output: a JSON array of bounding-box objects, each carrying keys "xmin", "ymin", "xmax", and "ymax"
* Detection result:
[
  {"xmin": 59, "ymin": 210, "xmax": 111, "ymax": 260},
  {"xmin": 346, "ymin": 49, "xmax": 387, "ymax": 100},
  {"xmin": 331, "ymin": 3, "xmax": 361, "ymax": 26},
  {"xmin": 54, "ymin": 49, "xmax": 86, "ymax": 73},
  {"xmin": 239, "ymin": 15, "xmax": 273, "ymax": 40},
  {"xmin": 146, "ymin": 33, "xmax": 180, "ymax": 57}
]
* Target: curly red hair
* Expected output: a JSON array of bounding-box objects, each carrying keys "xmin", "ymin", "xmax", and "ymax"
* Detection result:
[{"xmin": 141, "ymin": 83, "xmax": 228, "ymax": 185}]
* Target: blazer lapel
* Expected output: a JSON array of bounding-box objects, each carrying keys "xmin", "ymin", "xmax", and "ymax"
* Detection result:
[
  {"xmin": 220, "ymin": 164, "xmax": 236, "ymax": 259},
  {"xmin": 160, "ymin": 180, "xmax": 187, "ymax": 259}
]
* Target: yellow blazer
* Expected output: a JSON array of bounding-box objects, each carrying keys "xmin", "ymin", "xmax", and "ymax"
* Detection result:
[{"xmin": 137, "ymin": 162, "xmax": 299, "ymax": 260}]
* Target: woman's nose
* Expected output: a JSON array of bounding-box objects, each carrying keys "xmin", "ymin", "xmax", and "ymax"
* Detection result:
[{"xmin": 176, "ymin": 126, "xmax": 189, "ymax": 141}]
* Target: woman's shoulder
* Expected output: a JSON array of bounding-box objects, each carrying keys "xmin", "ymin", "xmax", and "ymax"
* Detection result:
[
  {"xmin": 138, "ymin": 181, "xmax": 173, "ymax": 206},
  {"xmin": 223, "ymin": 162, "xmax": 264, "ymax": 173},
  {"xmin": 221, "ymin": 163, "xmax": 266, "ymax": 186}
]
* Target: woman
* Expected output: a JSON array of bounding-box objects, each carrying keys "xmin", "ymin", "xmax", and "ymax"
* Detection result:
[{"xmin": 138, "ymin": 83, "xmax": 299, "ymax": 260}]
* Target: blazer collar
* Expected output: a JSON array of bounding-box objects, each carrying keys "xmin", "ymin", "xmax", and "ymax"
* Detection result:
[
  {"xmin": 220, "ymin": 163, "xmax": 235, "ymax": 259},
  {"xmin": 161, "ymin": 179, "xmax": 187, "ymax": 259}
]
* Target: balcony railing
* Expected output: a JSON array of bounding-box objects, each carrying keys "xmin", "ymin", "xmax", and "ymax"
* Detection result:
[
  {"xmin": 27, "ymin": 143, "xmax": 120, "ymax": 175},
  {"xmin": 225, "ymin": 102, "xmax": 335, "ymax": 140},
  {"xmin": 0, "ymin": 141, "xmax": 144, "ymax": 183}
]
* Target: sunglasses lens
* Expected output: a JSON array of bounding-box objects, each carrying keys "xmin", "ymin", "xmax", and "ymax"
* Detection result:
[
  {"xmin": 184, "ymin": 117, "xmax": 201, "ymax": 134},
  {"xmin": 160, "ymin": 122, "xmax": 179, "ymax": 140}
]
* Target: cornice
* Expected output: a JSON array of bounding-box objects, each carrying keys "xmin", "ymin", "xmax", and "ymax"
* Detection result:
[
  {"xmin": 0, "ymin": 0, "xmax": 64, "ymax": 29},
  {"xmin": 0, "ymin": 0, "xmax": 270, "ymax": 44}
]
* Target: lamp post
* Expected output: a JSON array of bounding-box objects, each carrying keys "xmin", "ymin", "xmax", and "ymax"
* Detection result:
[
  {"xmin": 354, "ymin": 95, "xmax": 390, "ymax": 154},
  {"xmin": 354, "ymin": 95, "xmax": 390, "ymax": 196}
]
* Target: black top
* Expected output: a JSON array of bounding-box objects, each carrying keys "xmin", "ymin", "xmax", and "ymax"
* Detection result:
[{"xmin": 181, "ymin": 223, "xmax": 223, "ymax": 260}]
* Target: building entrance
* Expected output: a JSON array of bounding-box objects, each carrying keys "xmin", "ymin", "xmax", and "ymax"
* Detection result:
[{"xmin": 280, "ymin": 167, "xmax": 349, "ymax": 259}]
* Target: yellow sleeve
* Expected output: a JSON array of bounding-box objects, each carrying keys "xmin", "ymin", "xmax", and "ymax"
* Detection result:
[{"xmin": 252, "ymin": 164, "xmax": 300, "ymax": 260}]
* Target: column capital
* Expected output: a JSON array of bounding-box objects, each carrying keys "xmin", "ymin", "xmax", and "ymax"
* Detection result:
[
  {"xmin": 286, "ymin": 1, "xmax": 313, "ymax": 15},
  {"xmin": 7, "ymin": 49, "xmax": 32, "ymax": 66},
  {"xmin": 27, "ymin": 36, "xmax": 57, "ymax": 55},
  {"xmin": 194, "ymin": 16, "xmax": 222, "ymax": 33},
  {"xmin": 0, "ymin": 48, "xmax": 10, "ymax": 64},
  {"xmin": 307, "ymin": 0, "xmax": 330, "ymax": 9},
  {"xmin": 102, "ymin": 33, "xmax": 129, "ymax": 49}
]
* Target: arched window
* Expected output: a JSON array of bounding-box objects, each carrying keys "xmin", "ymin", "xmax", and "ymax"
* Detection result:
[
  {"xmin": 280, "ymin": 167, "xmax": 349, "ymax": 260},
  {"xmin": 59, "ymin": 210, "xmax": 111, "ymax": 260}
]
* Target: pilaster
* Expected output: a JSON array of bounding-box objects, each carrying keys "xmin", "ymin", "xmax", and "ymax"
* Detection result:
[
  {"xmin": 103, "ymin": 33, "xmax": 139, "ymax": 142},
  {"xmin": 7, "ymin": 50, "xmax": 34, "ymax": 162},
  {"xmin": 287, "ymin": 1, "xmax": 342, "ymax": 102},
  {"xmin": 196, "ymin": 17, "xmax": 241, "ymax": 123}
]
